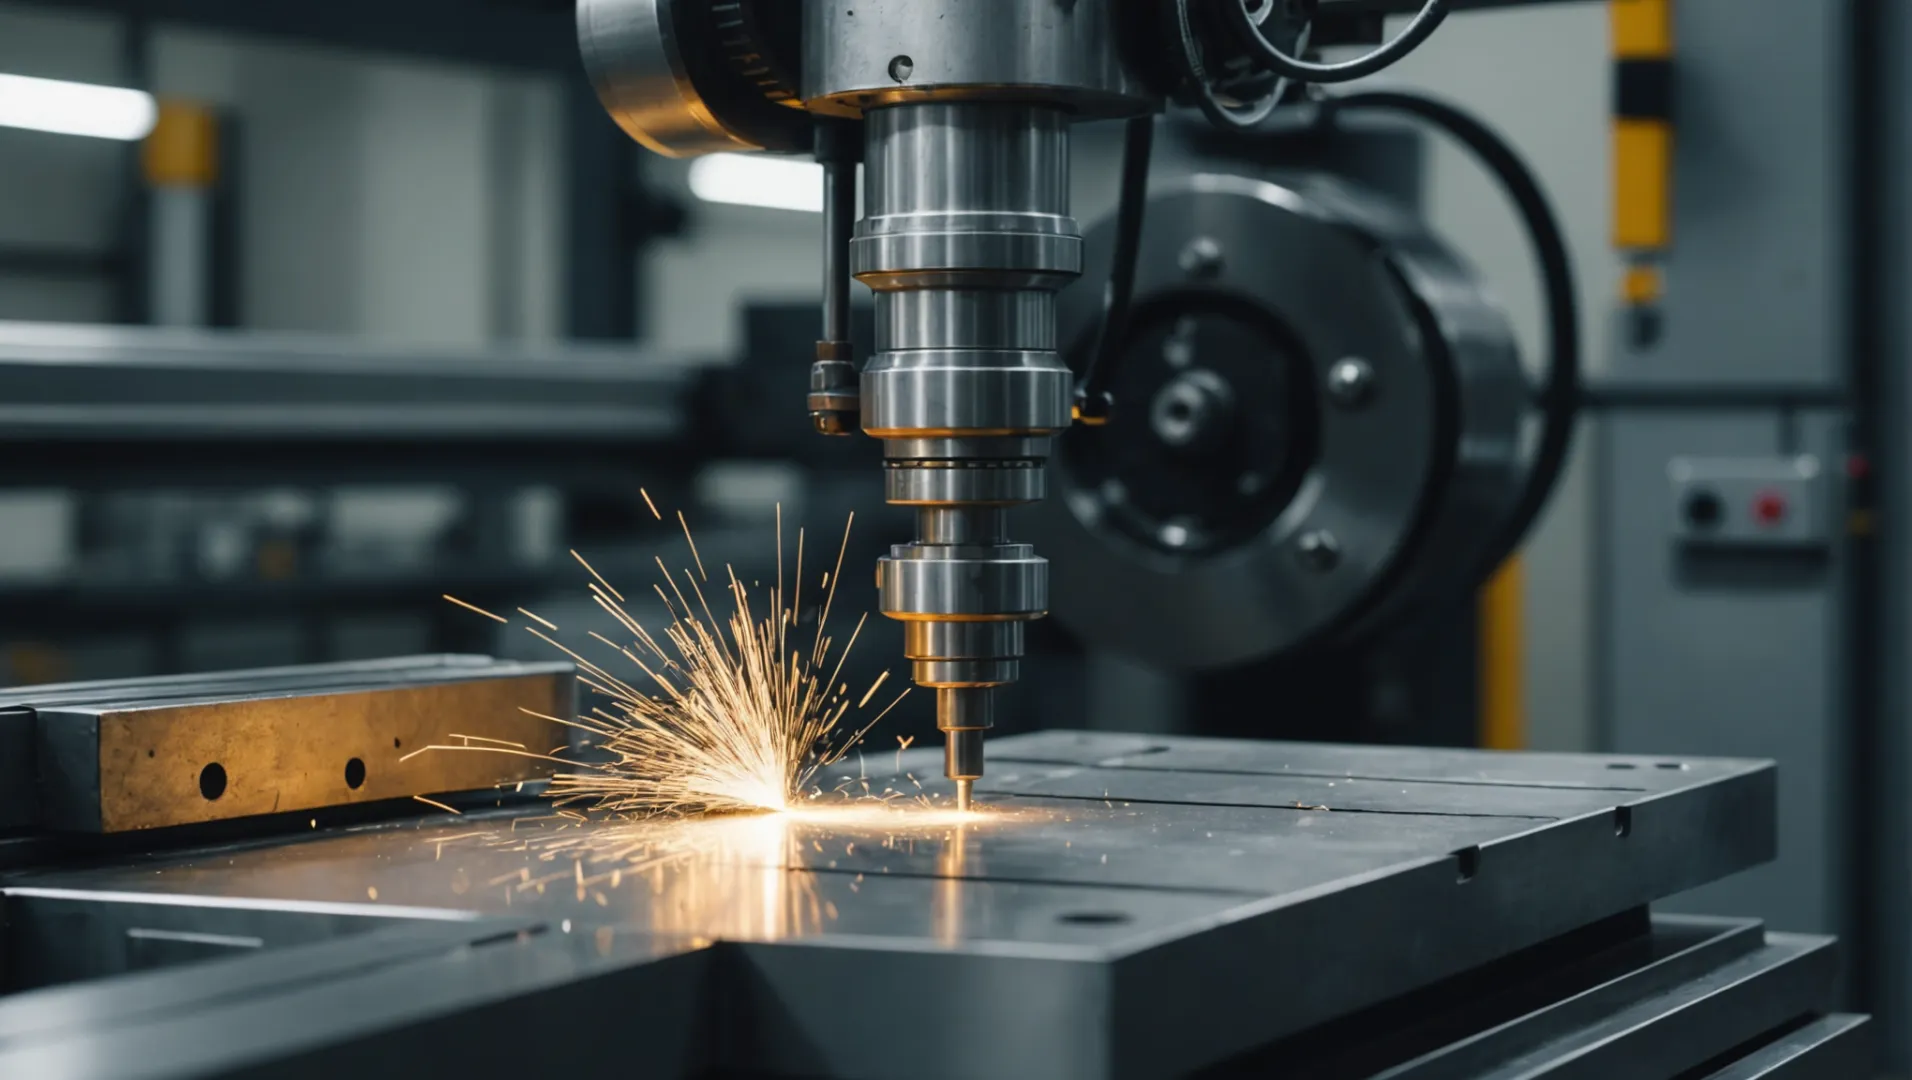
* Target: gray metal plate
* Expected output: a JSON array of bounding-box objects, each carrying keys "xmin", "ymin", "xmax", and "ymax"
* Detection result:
[
  {"xmin": 0, "ymin": 322, "xmax": 700, "ymax": 441},
  {"xmin": 1697, "ymin": 1014, "xmax": 1871, "ymax": 1079},
  {"xmin": 0, "ymin": 731, "xmax": 1779, "ymax": 1079}
]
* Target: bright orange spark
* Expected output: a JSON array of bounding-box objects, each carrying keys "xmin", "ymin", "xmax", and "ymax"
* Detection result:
[{"xmin": 448, "ymin": 507, "xmax": 907, "ymax": 818}]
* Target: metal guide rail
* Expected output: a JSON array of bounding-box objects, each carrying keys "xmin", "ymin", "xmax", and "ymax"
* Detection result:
[
  {"xmin": 0, "ymin": 713, "xmax": 1871, "ymax": 1078},
  {"xmin": 0, "ymin": 321, "xmax": 699, "ymax": 442}
]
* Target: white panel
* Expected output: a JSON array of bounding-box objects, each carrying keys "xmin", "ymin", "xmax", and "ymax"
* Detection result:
[
  {"xmin": 0, "ymin": 126, "xmax": 122, "ymax": 250},
  {"xmin": 0, "ymin": 4, "xmax": 123, "ymax": 84},
  {"xmin": 648, "ymin": 153, "xmax": 888, "ymax": 354},
  {"xmin": 352, "ymin": 62, "xmax": 491, "ymax": 346},
  {"xmin": 485, "ymin": 72, "xmax": 565, "ymax": 343},
  {"xmin": 0, "ymin": 491, "xmax": 75, "ymax": 581},
  {"xmin": 229, "ymin": 43, "xmax": 368, "ymax": 333},
  {"xmin": 513, "ymin": 77, "xmax": 564, "ymax": 342},
  {"xmin": 150, "ymin": 26, "xmax": 243, "ymax": 106},
  {"xmin": 0, "ymin": 6, "xmax": 125, "ymax": 269},
  {"xmin": 646, "ymin": 156, "xmax": 824, "ymax": 358}
]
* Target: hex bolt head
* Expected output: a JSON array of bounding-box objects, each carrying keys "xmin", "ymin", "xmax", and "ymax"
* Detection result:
[
  {"xmin": 1326, "ymin": 357, "xmax": 1375, "ymax": 407},
  {"xmin": 1296, "ymin": 530, "xmax": 1341, "ymax": 572},
  {"xmin": 1179, "ymin": 236, "xmax": 1224, "ymax": 279}
]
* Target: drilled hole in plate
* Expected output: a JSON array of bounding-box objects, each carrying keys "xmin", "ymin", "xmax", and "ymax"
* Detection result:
[
  {"xmin": 1607, "ymin": 762, "xmax": 1638, "ymax": 770},
  {"xmin": 345, "ymin": 757, "xmax": 367, "ymax": 790},
  {"xmin": 1614, "ymin": 806, "xmax": 1633, "ymax": 838},
  {"xmin": 1057, "ymin": 911, "xmax": 1133, "ymax": 926},
  {"xmin": 393, "ymin": 737, "xmax": 402, "ymax": 749},
  {"xmin": 1454, "ymin": 846, "xmax": 1480, "ymax": 883},
  {"xmin": 1655, "ymin": 761, "xmax": 1685, "ymax": 770},
  {"xmin": 199, "ymin": 762, "xmax": 227, "ymax": 801}
]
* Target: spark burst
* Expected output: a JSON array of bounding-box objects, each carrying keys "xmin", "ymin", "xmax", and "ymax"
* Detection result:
[{"xmin": 440, "ymin": 505, "xmax": 911, "ymax": 817}]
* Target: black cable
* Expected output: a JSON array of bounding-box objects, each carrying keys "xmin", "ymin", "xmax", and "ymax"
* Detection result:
[
  {"xmin": 1074, "ymin": 113, "xmax": 1157, "ymax": 421},
  {"xmin": 1175, "ymin": 0, "xmax": 1287, "ymax": 131},
  {"xmin": 1224, "ymin": 0, "xmax": 1451, "ymax": 84},
  {"xmin": 1320, "ymin": 90, "xmax": 1580, "ymax": 575}
]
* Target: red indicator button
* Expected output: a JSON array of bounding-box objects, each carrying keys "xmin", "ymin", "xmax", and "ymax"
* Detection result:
[{"xmin": 1752, "ymin": 490, "xmax": 1789, "ymax": 526}]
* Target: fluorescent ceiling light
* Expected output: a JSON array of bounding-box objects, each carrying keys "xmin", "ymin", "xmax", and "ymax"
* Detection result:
[
  {"xmin": 0, "ymin": 74, "xmax": 158, "ymax": 141},
  {"xmin": 688, "ymin": 153, "xmax": 823, "ymax": 213}
]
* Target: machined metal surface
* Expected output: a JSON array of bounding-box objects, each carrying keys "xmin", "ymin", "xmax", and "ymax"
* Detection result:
[
  {"xmin": 5, "ymin": 656, "xmax": 574, "ymax": 833},
  {"xmin": 574, "ymin": 0, "xmax": 1142, "ymax": 796},
  {"xmin": 0, "ymin": 730, "xmax": 1787, "ymax": 1078},
  {"xmin": 577, "ymin": 0, "xmax": 810, "ymax": 156},
  {"xmin": 0, "ymin": 321, "xmax": 699, "ymax": 441},
  {"xmin": 1031, "ymin": 173, "xmax": 1526, "ymax": 670},
  {"xmin": 801, "ymin": 0, "xmax": 1154, "ymax": 118},
  {"xmin": 1223, "ymin": 914, "xmax": 1844, "ymax": 1079},
  {"xmin": 1695, "ymin": 1014, "xmax": 1870, "ymax": 1079},
  {"xmin": 856, "ymin": 102, "xmax": 1091, "ymax": 789}
]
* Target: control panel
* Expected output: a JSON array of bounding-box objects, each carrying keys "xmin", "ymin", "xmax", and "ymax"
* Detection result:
[{"xmin": 1667, "ymin": 455, "xmax": 1827, "ymax": 549}]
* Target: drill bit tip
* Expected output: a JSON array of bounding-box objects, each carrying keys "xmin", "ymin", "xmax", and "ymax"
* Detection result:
[{"xmin": 955, "ymin": 779, "xmax": 973, "ymax": 812}]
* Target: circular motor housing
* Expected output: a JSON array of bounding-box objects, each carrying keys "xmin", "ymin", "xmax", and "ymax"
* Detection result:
[
  {"xmin": 577, "ymin": 0, "xmax": 811, "ymax": 157},
  {"xmin": 1025, "ymin": 172, "xmax": 1527, "ymax": 671}
]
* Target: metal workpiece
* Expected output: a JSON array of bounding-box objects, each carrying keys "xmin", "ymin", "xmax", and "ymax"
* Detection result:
[
  {"xmin": 800, "ymin": 0, "xmax": 1154, "ymax": 118},
  {"xmin": 0, "ymin": 732, "xmax": 1827, "ymax": 1080},
  {"xmin": 1030, "ymin": 172, "xmax": 1526, "ymax": 671},
  {"xmin": 6, "ymin": 656, "xmax": 573, "ymax": 833},
  {"xmin": 577, "ymin": 0, "xmax": 810, "ymax": 157}
]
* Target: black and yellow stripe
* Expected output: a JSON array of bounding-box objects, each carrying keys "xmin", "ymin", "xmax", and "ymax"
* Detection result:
[{"xmin": 1611, "ymin": 0, "xmax": 1673, "ymax": 342}]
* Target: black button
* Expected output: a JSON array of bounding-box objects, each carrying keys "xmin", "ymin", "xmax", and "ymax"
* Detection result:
[{"xmin": 1684, "ymin": 489, "xmax": 1724, "ymax": 529}]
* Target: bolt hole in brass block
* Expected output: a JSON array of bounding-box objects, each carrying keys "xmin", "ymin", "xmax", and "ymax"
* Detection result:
[{"xmin": 198, "ymin": 762, "xmax": 226, "ymax": 801}]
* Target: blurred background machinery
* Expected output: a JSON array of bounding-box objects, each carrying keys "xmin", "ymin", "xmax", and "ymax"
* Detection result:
[{"xmin": 0, "ymin": 0, "xmax": 1903, "ymax": 1071}]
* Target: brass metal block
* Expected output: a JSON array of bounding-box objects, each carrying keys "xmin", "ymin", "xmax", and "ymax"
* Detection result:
[{"xmin": 23, "ymin": 657, "xmax": 574, "ymax": 833}]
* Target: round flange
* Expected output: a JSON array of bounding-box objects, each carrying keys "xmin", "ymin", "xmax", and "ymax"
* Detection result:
[
  {"xmin": 1026, "ymin": 173, "xmax": 1525, "ymax": 670},
  {"xmin": 579, "ymin": 0, "xmax": 811, "ymax": 157},
  {"xmin": 1064, "ymin": 291, "xmax": 1317, "ymax": 557},
  {"xmin": 800, "ymin": 0, "xmax": 1156, "ymax": 119}
]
